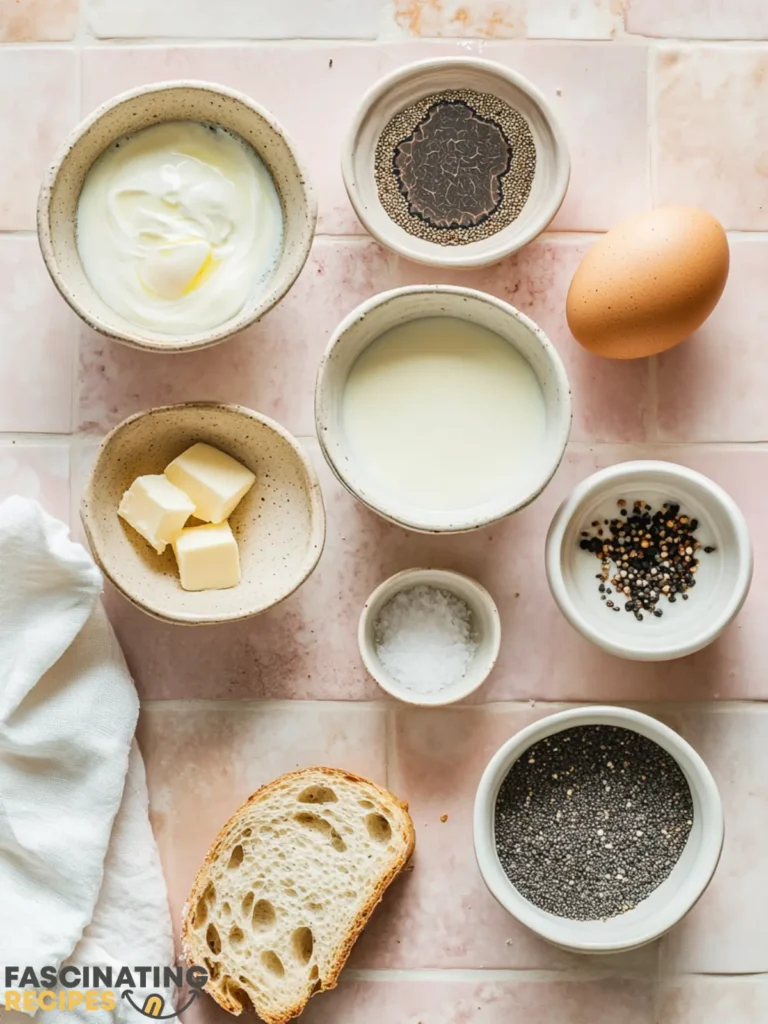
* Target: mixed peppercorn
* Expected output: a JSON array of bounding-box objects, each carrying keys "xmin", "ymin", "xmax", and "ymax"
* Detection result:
[{"xmin": 579, "ymin": 499, "xmax": 716, "ymax": 620}]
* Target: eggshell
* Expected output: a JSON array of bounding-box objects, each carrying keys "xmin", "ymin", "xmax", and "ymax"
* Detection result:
[{"xmin": 566, "ymin": 207, "xmax": 729, "ymax": 360}]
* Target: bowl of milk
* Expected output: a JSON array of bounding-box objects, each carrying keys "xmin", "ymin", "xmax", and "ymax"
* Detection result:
[
  {"xmin": 315, "ymin": 285, "xmax": 572, "ymax": 533},
  {"xmin": 38, "ymin": 81, "xmax": 316, "ymax": 352}
]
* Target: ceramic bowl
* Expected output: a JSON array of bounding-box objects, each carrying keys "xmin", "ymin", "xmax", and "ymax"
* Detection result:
[
  {"xmin": 315, "ymin": 285, "xmax": 572, "ymax": 533},
  {"xmin": 546, "ymin": 461, "xmax": 753, "ymax": 661},
  {"xmin": 342, "ymin": 57, "xmax": 570, "ymax": 268},
  {"xmin": 474, "ymin": 705, "xmax": 724, "ymax": 954},
  {"xmin": 38, "ymin": 80, "xmax": 316, "ymax": 353},
  {"xmin": 81, "ymin": 403, "xmax": 325, "ymax": 625},
  {"xmin": 358, "ymin": 568, "xmax": 501, "ymax": 706}
]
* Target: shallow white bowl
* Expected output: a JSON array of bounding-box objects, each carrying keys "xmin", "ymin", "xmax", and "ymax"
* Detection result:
[
  {"xmin": 342, "ymin": 57, "xmax": 570, "ymax": 268},
  {"xmin": 474, "ymin": 705, "xmax": 724, "ymax": 954},
  {"xmin": 38, "ymin": 80, "xmax": 316, "ymax": 353},
  {"xmin": 315, "ymin": 285, "xmax": 572, "ymax": 534},
  {"xmin": 358, "ymin": 568, "xmax": 501, "ymax": 706},
  {"xmin": 546, "ymin": 461, "xmax": 753, "ymax": 661}
]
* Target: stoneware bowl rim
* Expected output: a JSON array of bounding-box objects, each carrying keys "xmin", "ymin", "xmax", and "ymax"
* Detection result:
[
  {"xmin": 474, "ymin": 705, "xmax": 725, "ymax": 953},
  {"xmin": 357, "ymin": 567, "xmax": 502, "ymax": 705},
  {"xmin": 315, "ymin": 284, "xmax": 572, "ymax": 534},
  {"xmin": 545, "ymin": 460, "xmax": 753, "ymax": 661},
  {"xmin": 37, "ymin": 79, "xmax": 317, "ymax": 353},
  {"xmin": 81, "ymin": 401, "xmax": 326, "ymax": 625},
  {"xmin": 341, "ymin": 56, "xmax": 571, "ymax": 269}
]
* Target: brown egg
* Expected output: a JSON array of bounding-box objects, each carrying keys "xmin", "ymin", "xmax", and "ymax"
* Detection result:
[{"xmin": 566, "ymin": 207, "xmax": 729, "ymax": 359}]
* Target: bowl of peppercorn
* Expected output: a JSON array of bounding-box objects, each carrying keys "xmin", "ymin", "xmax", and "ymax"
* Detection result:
[
  {"xmin": 545, "ymin": 461, "xmax": 752, "ymax": 661},
  {"xmin": 474, "ymin": 705, "xmax": 724, "ymax": 954}
]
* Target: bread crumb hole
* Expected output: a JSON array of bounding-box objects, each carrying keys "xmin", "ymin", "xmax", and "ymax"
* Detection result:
[
  {"xmin": 309, "ymin": 965, "xmax": 319, "ymax": 981},
  {"xmin": 229, "ymin": 924, "xmax": 244, "ymax": 948},
  {"xmin": 291, "ymin": 926, "xmax": 314, "ymax": 965},
  {"xmin": 252, "ymin": 899, "xmax": 276, "ymax": 931},
  {"xmin": 204, "ymin": 958, "xmax": 220, "ymax": 982},
  {"xmin": 306, "ymin": 901, "xmax": 323, "ymax": 913},
  {"xmin": 242, "ymin": 892, "xmax": 255, "ymax": 917},
  {"xmin": 359, "ymin": 799, "xmax": 374, "ymax": 809},
  {"xmin": 284, "ymin": 886, "xmax": 298, "ymax": 897},
  {"xmin": 193, "ymin": 896, "xmax": 208, "ymax": 929},
  {"xmin": 206, "ymin": 923, "xmax": 221, "ymax": 956},
  {"xmin": 366, "ymin": 813, "xmax": 392, "ymax": 843},
  {"xmin": 295, "ymin": 811, "xmax": 347, "ymax": 852},
  {"xmin": 241, "ymin": 828, "xmax": 252, "ymax": 838},
  {"xmin": 261, "ymin": 951, "xmax": 285, "ymax": 977},
  {"xmin": 227, "ymin": 845, "xmax": 244, "ymax": 869},
  {"xmin": 298, "ymin": 785, "xmax": 338, "ymax": 804},
  {"xmin": 221, "ymin": 902, "xmax": 231, "ymax": 917}
]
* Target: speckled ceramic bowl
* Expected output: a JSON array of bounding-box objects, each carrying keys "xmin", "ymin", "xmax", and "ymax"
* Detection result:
[
  {"xmin": 342, "ymin": 57, "xmax": 570, "ymax": 268},
  {"xmin": 38, "ymin": 81, "xmax": 316, "ymax": 353},
  {"xmin": 82, "ymin": 403, "xmax": 325, "ymax": 625},
  {"xmin": 315, "ymin": 285, "xmax": 572, "ymax": 533}
]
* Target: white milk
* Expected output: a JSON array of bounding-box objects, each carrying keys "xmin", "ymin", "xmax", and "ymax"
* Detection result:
[{"xmin": 342, "ymin": 316, "xmax": 547, "ymax": 511}]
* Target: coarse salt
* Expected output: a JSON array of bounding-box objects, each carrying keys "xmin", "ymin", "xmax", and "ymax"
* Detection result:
[{"xmin": 374, "ymin": 584, "xmax": 478, "ymax": 695}]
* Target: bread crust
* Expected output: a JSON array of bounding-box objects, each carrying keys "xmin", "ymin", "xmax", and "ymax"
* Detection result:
[{"xmin": 181, "ymin": 766, "xmax": 415, "ymax": 1022}]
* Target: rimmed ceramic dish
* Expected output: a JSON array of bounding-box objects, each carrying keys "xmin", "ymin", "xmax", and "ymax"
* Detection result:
[
  {"xmin": 82, "ymin": 403, "xmax": 325, "ymax": 625},
  {"xmin": 358, "ymin": 568, "xmax": 502, "ymax": 705},
  {"xmin": 38, "ymin": 80, "xmax": 316, "ymax": 353},
  {"xmin": 342, "ymin": 57, "xmax": 570, "ymax": 268},
  {"xmin": 315, "ymin": 285, "xmax": 572, "ymax": 534},
  {"xmin": 474, "ymin": 705, "xmax": 724, "ymax": 954},
  {"xmin": 546, "ymin": 461, "xmax": 753, "ymax": 661}
]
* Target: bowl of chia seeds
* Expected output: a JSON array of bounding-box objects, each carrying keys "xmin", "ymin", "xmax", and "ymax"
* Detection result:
[
  {"xmin": 474, "ymin": 706, "xmax": 724, "ymax": 953},
  {"xmin": 546, "ymin": 461, "xmax": 753, "ymax": 661},
  {"xmin": 342, "ymin": 57, "xmax": 570, "ymax": 268}
]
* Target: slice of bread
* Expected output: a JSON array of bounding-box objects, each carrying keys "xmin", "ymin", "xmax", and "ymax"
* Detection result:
[{"xmin": 181, "ymin": 767, "xmax": 415, "ymax": 1022}]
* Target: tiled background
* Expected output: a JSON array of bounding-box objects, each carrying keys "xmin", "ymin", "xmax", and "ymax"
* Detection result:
[{"xmin": 4, "ymin": 1, "xmax": 768, "ymax": 1020}]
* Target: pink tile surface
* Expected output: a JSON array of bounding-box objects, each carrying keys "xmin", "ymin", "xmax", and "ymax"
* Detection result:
[
  {"xmin": 87, "ymin": 0, "xmax": 381, "ymax": 39},
  {"xmin": 138, "ymin": 700, "xmax": 387, "ymax": 944},
  {"xmin": 627, "ymin": 0, "xmax": 768, "ymax": 39},
  {"xmin": 0, "ymin": 236, "xmax": 77, "ymax": 433},
  {"xmin": 654, "ymin": 45, "xmax": 768, "ymax": 229},
  {"xmin": 187, "ymin": 976, "xmax": 655, "ymax": 1024},
  {"xmin": 0, "ymin": 0, "xmax": 78, "ymax": 40},
  {"xmin": 658, "ymin": 978, "xmax": 768, "ymax": 1024},
  {"xmin": 0, "ymin": 48, "xmax": 78, "ymax": 230},
  {"xmin": 0, "ymin": 442, "xmax": 69, "ymax": 523},
  {"xmin": 658, "ymin": 707, "xmax": 768, "ymax": 973},
  {"xmin": 657, "ymin": 238, "xmax": 768, "ymax": 442},
  {"xmin": 388, "ymin": 0, "xmax": 624, "ymax": 39},
  {"xmin": 82, "ymin": 41, "xmax": 648, "ymax": 234}
]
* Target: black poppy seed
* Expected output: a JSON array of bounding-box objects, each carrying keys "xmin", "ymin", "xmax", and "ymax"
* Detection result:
[{"xmin": 494, "ymin": 725, "xmax": 694, "ymax": 921}]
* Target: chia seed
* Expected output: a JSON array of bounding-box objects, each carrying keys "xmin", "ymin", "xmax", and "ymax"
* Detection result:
[
  {"xmin": 494, "ymin": 725, "xmax": 694, "ymax": 921},
  {"xmin": 374, "ymin": 89, "xmax": 536, "ymax": 246}
]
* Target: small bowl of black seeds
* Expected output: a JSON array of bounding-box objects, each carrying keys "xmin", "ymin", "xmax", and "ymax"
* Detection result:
[
  {"xmin": 474, "ymin": 706, "xmax": 724, "ymax": 953},
  {"xmin": 342, "ymin": 56, "xmax": 570, "ymax": 268},
  {"xmin": 545, "ymin": 460, "xmax": 752, "ymax": 661}
]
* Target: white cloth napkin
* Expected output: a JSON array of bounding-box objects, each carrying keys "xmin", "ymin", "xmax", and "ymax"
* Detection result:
[{"xmin": 0, "ymin": 497, "xmax": 174, "ymax": 1021}]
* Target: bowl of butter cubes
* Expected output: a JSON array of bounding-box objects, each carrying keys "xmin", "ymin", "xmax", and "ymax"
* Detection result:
[{"xmin": 81, "ymin": 402, "xmax": 326, "ymax": 625}]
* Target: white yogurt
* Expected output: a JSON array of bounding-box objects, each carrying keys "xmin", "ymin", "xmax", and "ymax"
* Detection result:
[
  {"xmin": 342, "ymin": 316, "xmax": 547, "ymax": 511},
  {"xmin": 76, "ymin": 121, "xmax": 283, "ymax": 334}
]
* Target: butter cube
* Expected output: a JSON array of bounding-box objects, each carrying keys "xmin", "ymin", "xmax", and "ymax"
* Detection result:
[
  {"xmin": 118, "ymin": 474, "xmax": 195, "ymax": 554},
  {"xmin": 172, "ymin": 521, "xmax": 241, "ymax": 592},
  {"xmin": 164, "ymin": 443, "xmax": 255, "ymax": 524}
]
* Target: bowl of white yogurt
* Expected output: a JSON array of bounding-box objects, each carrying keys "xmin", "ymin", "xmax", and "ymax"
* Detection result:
[
  {"xmin": 38, "ymin": 81, "xmax": 316, "ymax": 352},
  {"xmin": 315, "ymin": 286, "xmax": 572, "ymax": 533}
]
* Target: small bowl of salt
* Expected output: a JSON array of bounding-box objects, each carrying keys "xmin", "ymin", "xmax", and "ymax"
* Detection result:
[{"xmin": 358, "ymin": 568, "xmax": 501, "ymax": 706}]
